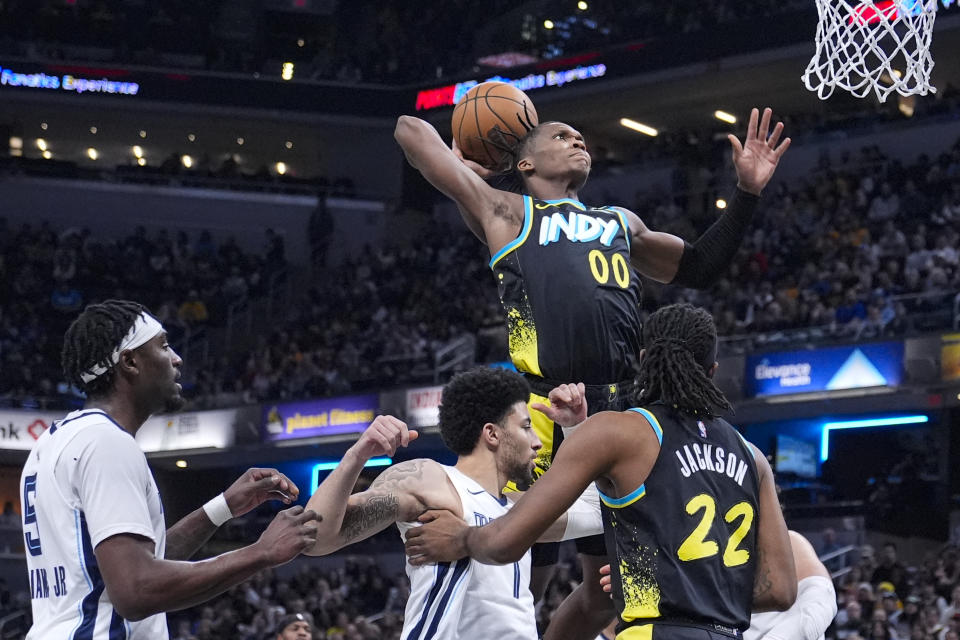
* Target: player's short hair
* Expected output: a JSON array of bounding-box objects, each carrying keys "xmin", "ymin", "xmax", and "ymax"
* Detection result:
[
  {"xmin": 61, "ymin": 299, "xmax": 149, "ymax": 397},
  {"xmin": 438, "ymin": 367, "xmax": 530, "ymax": 455},
  {"xmin": 636, "ymin": 303, "xmax": 732, "ymax": 417}
]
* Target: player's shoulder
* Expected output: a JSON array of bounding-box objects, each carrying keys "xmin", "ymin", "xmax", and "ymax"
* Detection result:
[
  {"xmin": 377, "ymin": 458, "xmax": 447, "ymax": 488},
  {"xmin": 53, "ymin": 410, "xmax": 137, "ymax": 449}
]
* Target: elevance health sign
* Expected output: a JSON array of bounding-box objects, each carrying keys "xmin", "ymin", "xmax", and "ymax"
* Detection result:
[{"xmin": 744, "ymin": 342, "xmax": 904, "ymax": 398}]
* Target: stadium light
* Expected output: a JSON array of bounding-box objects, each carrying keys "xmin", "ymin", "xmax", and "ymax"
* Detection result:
[
  {"xmin": 89, "ymin": 126, "xmax": 98, "ymax": 135},
  {"xmin": 285, "ymin": 140, "xmax": 294, "ymax": 150},
  {"xmin": 714, "ymin": 110, "xmax": 737, "ymax": 124},
  {"xmin": 139, "ymin": 130, "xmax": 147, "ymax": 139},
  {"xmin": 820, "ymin": 414, "xmax": 928, "ymax": 462},
  {"xmin": 86, "ymin": 148, "xmax": 98, "ymax": 160},
  {"xmin": 544, "ymin": 19, "xmax": 555, "ymax": 29},
  {"xmin": 578, "ymin": 1, "xmax": 589, "ymax": 10},
  {"xmin": 188, "ymin": 133, "xmax": 196, "ymax": 142},
  {"xmin": 137, "ymin": 157, "xmax": 147, "ymax": 167},
  {"xmin": 716, "ymin": 198, "xmax": 727, "ymax": 209},
  {"xmin": 236, "ymin": 137, "xmax": 245, "ymax": 146},
  {"xmin": 42, "ymin": 150, "xmax": 52, "ymax": 160},
  {"xmin": 132, "ymin": 145, "xmax": 143, "ymax": 158},
  {"xmin": 311, "ymin": 457, "xmax": 392, "ymax": 493},
  {"xmin": 275, "ymin": 161, "xmax": 287, "ymax": 175},
  {"xmin": 181, "ymin": 154, "xmax": 193, "ymax": 169},
  {"xmin": 282, "ymin": 62, "xmax": 295, "ymax": 81},
  {"xmin": 36, "ymin": 138, "xmax": 47, "ymax": 151},
  {"xmin": 40, "ymin": 122, "xmax": 48, "ymax": 130},
  {"xmin": 620, "ymin": 118, "xmax": 658, "ymax": 137},
  {"xmin": 176, "ymin": 460, "xmax": 188, "ymax": 468}
]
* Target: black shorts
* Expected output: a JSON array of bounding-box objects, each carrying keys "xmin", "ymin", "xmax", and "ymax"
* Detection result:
[
  {"xmin": 526, "ymin": 374, "xmax": 639, "ymax": 566},
  {"xmin": 616, "ymin": 622, "xmax": 742, "ymax": 640}
]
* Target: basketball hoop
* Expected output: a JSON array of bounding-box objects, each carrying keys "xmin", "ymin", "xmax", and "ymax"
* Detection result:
[{"xmin": 803, "ymin": 0, "xmax": 954, "ymax": 102}]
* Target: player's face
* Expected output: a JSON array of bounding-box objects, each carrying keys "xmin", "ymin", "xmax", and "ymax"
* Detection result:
[
  {"xmin": 499, "ymin": 402, "xmax": 542, "ymax": 486},
  {"xmin": 136, "ymin": 332, "xmax": 184, "ymax": 413},
  {"xmin": 527, "ymin": 122, "xmax": 591, "ymax": 187},
  {"xmin": 278, "ymin": 621, "xmax": 312, "ymax": 640}
]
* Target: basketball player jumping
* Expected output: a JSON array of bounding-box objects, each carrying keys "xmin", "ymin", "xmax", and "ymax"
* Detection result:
[
  {"xmin": 404, "ymin": 304, "xmax": 798, "ymax": 640},
  {"xmin": 395, "ymin": 107, "xmax": 790, "ymax": 639},
  {"xmin": 303, "ymin": 366, "xmax": 603, "ymax": 640},
  {"xmin": 19, "ymin": 300, "xmax": 324, "ymax": 639}
]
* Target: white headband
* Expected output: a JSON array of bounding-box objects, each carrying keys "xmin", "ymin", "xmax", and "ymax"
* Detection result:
[{"xmin": 80, "ymin": 313, "xmax": 165, "ymax": 383}]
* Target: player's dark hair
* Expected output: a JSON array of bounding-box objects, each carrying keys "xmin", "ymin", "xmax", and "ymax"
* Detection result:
[
  {"xmin": 481, "ymin": 105, "xmax": 540, "ymax": 194},
  {"xmin": 62, "ymin": 299, "xmax": 148, "ymax": 397},
  {"xmin": 438, "ymin": 367, "xmax": 530, "ymax": 455},
  {"xmin": 636, "ymin": 303, "xmax": 732, "ymax": 417}
]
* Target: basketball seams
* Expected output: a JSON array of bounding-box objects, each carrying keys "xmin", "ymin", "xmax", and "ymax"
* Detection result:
[
  {"xmin": 452, "ymin": 83, "xmax": 538, "ymax": 169},
  {"xmin": 475, "ymin": 83, "xmax": 498, "ymax": 167}
]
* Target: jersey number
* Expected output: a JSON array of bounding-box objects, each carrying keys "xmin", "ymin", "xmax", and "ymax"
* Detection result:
[
  {"xmin": 22, "ymin": 473, "xmax": 42, "ymax": 556},
  {"xmin": 588, "ymin": 250, "xmax": 630, "ymax": 289},
  {"xmin": 676, "ymin": 494, "xmax": 753, "ymax": 567}
]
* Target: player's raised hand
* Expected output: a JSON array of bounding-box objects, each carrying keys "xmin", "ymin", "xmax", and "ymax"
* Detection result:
[
  {"xmin": 256, "ymin": 505, "xmax": 322, "ymax": 566},
  {"xmin": 728, "ymin": 107, "xmax": 791, "ymax": 196},
  {"xmin": 452, "ymin": 136, "xmax": 498, "ymax": 180},
  {"xmin": 531, "ymin": 382, "xmax": 587, "ymax": 428},
  {"xmin": 223, "ymin": 467, "xmax": 300, "ymax": 516},
  {"xmin": 404, "ymin": 509, "xmax": 470, "ymax": 565},
  {"xmin": 351, "ymin": 415, "xmax": 419, "ymax": 461}
]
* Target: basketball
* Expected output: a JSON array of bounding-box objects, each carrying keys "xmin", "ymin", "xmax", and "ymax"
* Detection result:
[{"xmin": 451, "ymin": 81, "xmax": 539, "ymax": 170}]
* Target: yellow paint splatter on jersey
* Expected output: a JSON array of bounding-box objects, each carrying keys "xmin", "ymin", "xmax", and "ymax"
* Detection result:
[
  {"xmin": 505, "ymin": 302, "xmax": 542, "ymax": 377},
  {"xmin": 619, "ymin": 547, "xmax": 661, "ymax": 622}
]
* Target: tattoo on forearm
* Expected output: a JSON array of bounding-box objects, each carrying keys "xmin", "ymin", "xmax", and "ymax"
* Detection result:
[
  {"xmin": 753, "ymin": 549, "xmax": 773, "ymax": 600},
  {"xmin": 341, "ymin": 494, "xmax": 400, "ymax": 543}
]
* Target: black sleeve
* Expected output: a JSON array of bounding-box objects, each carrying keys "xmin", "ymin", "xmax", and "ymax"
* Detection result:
[{"xmin": 669, "ymin": 188, "xmax": 759, "ymax": 289}]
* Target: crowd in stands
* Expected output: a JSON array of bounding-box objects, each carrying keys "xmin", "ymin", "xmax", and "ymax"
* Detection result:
[
  {"xmin": 0, "ymin": 0, "xmax": 810, "ymax": 84},
  {"xmin": 0, "ymin": 219, "xmax": 283, "ymax": 409}
]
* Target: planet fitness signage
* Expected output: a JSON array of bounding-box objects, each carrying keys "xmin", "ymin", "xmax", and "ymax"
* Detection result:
[
  {"xmin": 262, "ymin": 394, "xmax": 378, "ymax": 442},
  {"xmin": 0, "ymin": 65, "xmax": 140, "ymax": 96},
  {"xmin": 415, "ymin": 63, "xmax": 607, "ymax": 110},
  {"xmin": 744, "ymin": 341, "xmax": 904, "ymax": 398}
]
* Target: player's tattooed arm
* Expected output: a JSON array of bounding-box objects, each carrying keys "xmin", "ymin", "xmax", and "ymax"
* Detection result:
[
  {"xmin": 305, "ymin": 459, "xmax": 433, "ymax": 555},
  {"xmin": 751, "ymin": 444, "xmax": 798, "ymax": 612},
  {"xmin": 752, "ymin": 547, "xmax": 774, "ymax": 601}
]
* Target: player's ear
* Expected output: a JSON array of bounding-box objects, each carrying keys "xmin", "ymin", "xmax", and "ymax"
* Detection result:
[
  {"xmin": 116, "ymin": 349, "xmax": 140, "ymax": 379},
  {"xmin": 481, "ymin": 422, "xmax": 500, "ymax": 447},
  {"xmin": 708, "ymin": 361, "xmax": 719, "ymax": 379},
  {"xmin": 517, "ymin": 156, "xmax": 534, "ymax": 172}
]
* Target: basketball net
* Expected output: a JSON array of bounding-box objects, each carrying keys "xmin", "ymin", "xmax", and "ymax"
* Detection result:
[{"xmin": 803, "ymin": 0, "xmax": 954, "ymax": 102}]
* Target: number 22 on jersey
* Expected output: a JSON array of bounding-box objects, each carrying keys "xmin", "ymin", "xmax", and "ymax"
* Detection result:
[{"xmin": 677, "ymin": 493, "xmax": 753, "ymax": 567}]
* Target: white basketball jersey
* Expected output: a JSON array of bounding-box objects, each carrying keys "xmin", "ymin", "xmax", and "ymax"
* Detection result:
[
  {"xmin": 397, "ymin": 465, "xmax": 537, "ymax": 640},
  {"xmin": 19, "ymin": 409, "xmax": 168, "ymax": 640}
]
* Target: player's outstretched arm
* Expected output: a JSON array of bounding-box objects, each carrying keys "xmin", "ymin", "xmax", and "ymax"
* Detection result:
[
  {"xmin": 394, "ymin": 115, "xmax": 523, "ymax": 251},
  {"xmin": 751, "ymin": 444, "xmax": 798, "ymax": 612},
  {"xmin": 165, "ymin": 467, "xmax": 300, "ymax": 561},
  {"xmin": 406, "ymin": 412, "xmax": 630, "ymax": 565},
  {"xmin": 757, "ymin": 531, "xmax": 836, "ymax": 640},
  {"xmin": 620, "ymin": 107, "xmax": 789, "ymax": 288},
  {"xmin": 303, "ymin": 416, "xmax": 420, "ymax": 555},
  {"xmin": 96, "ymin": 505, "xmax": 321, "ymax": 621}
]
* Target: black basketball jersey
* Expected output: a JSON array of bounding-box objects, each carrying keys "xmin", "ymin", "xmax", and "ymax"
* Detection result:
[
  {"xmin": 490, "ymin": 195, "xmax": 643, "ymax": 384},
  {"xmin": 601, "ymin": 405, "xmax": 760, "ymax": 635}
]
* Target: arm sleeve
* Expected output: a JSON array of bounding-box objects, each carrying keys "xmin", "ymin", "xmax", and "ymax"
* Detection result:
[
  {"xmin": 761, "ymin": 576, "xmax": 838, "ymax": 640},
  {"xmin": 67, "ymin": 426, "xmax": 158, "ymax": 548},
  {"xmin": 670, "ymin": 188, "xmax": 759, "ymax": 289},
  {"xmin": 560, "ymin": 482, "xmax": 603, "ymax": 541}
]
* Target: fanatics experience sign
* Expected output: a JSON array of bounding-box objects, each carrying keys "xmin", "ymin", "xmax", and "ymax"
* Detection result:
[
  {"xmin": 744, "ymin": 341, "xmax": 904, "ymax": 398},
  {"xmin": 262, "ymin": 395, "xmax": 378, "ymax": 442},
  {"xmin": 0, "ymin": 65, "xmax": 140, "ymax": 96}
]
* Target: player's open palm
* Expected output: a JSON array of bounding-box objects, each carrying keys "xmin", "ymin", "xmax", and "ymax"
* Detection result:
[
  {"xmin": 729, "ymin": 107, "xmax": 791, "ymax": 196},
  {"xmin": 224, "ymin": 467, "xmax": 300, "ymax": 516},
  {"xmin": 531, "ymin": 382, "xmax": 587, "ymax": 428},
  {"xmin": 354, "ymin": 415, "xmax": 419, "ymax": 460},
  {"xmin": 257, "ymin": 505, "xmax": 322, "ymax": 565}
]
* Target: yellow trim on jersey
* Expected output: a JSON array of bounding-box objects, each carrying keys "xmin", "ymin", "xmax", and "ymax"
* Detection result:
[
  {"xmin": 599, "ymin": 484, "xmax": 647, "ymax": 509},
  {"xmin": 536, "ymin": 198, "xmax": 587, "ymax": 210},
  {"xmin": 616, "ymin": 625, "xmax": 653, "ymax": 640},
  {"xmin": 489, "ymin": 196, "xmax": 534, "ymax": 268}
]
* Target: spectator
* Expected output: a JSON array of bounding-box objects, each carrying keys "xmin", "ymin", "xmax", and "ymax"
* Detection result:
[{"xmin": 178, "ymin": 289, "xmax": 210, "ymax": 328}]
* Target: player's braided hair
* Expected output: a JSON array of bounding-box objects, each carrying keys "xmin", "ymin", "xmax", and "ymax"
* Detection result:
[
  {"xmin": 438, "ymin": 366, "xmax": 530, "ymax": 455},
  {"xmin": 62, "ymin": 299, "xmax": 147, "ymax": 397},
  {"xmin": 480, "ymin": 103, "xmax": 540, "ymax": 194},
  {"xmin": 636, "ymin": 303, "xmax": 732, "ymax": 417}
]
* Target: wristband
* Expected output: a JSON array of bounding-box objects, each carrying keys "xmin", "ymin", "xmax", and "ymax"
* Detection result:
[
  {"xmin": 561, "ymin": 421, "xmax": 584, "ymax": 439},
  {"xmin": 202, "ymin": 493, "xmax": 234, "ymax": 527}
]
